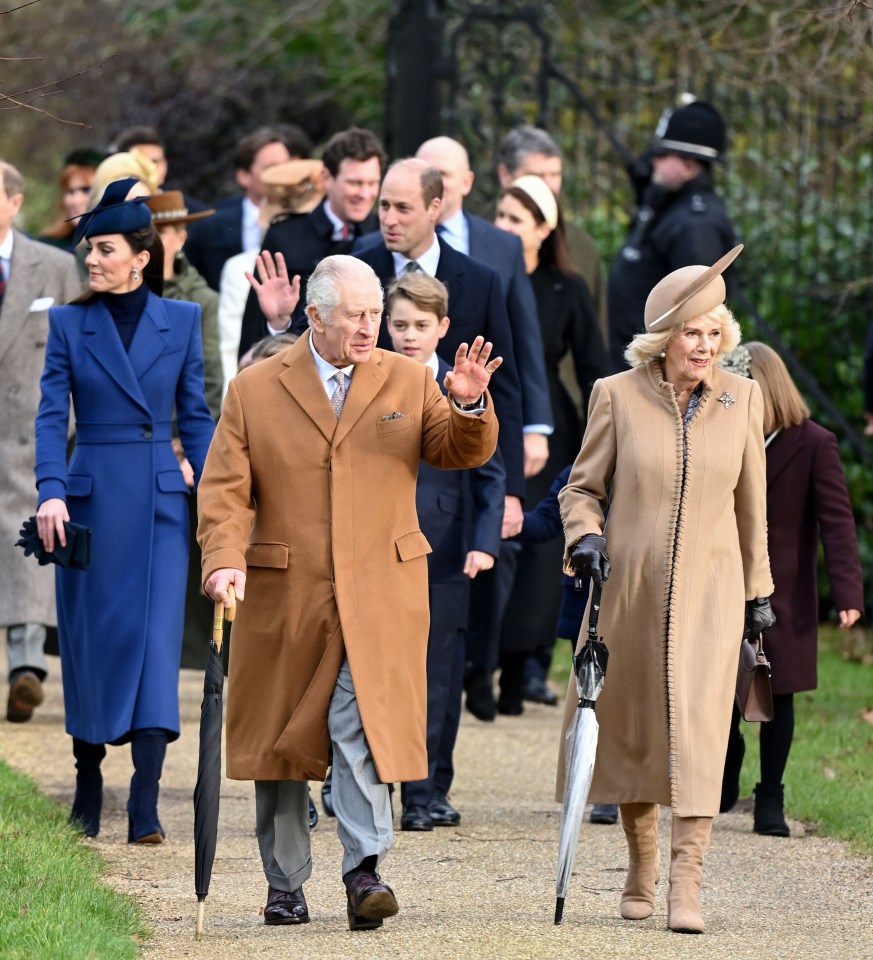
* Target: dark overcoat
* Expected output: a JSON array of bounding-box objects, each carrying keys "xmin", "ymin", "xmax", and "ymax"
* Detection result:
[
  {"xmin": 764, "ymin": 419, "xmax": 864, "ymax": 694},
  {"xmin": 34, "ymin": 293, "xmax": 215, "ymax": 744}
]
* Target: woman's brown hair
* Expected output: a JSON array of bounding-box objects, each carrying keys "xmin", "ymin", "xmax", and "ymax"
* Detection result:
[
  {"xmin": 745, "ymin": 341, "xmax": 810, "ymax": 434},
  {"xmin": 498, "ymin": 185, "xmax": 574, "ymax": 276}
]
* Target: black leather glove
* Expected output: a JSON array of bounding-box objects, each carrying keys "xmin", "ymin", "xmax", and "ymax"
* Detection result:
[
  {"xmin": 746, "ymin": 597, "xmax": 776, "ymax": 638},
  {"xmin": 569, "ymin": 534, "xmax": 611, "ymax": 588}
]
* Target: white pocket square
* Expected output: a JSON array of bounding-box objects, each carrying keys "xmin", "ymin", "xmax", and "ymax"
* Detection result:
[{"xmin": 29, "ymin": 297, "xmax": 55, "ymax": 312}]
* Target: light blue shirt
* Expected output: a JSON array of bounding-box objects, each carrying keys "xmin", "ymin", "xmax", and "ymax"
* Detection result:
[
  {"xmin": 437, "ymin": 209, "xmax": 469, "ymax": 254},
  {"xmin": 0, "ymin": 229, "xmax": 13, "ymax": 282},
  {"xmin": 391, "ymin": 236, "xmax": 441, "ymax": 277},
  {"xmin": 241, "ymin": 197, "xmax": 261, "ymax": 253},
  {"xmin": 323, "ymin": 200, "xmax": 350, "ymax": 242},
  {"xmin": 308, "ymin": 333, "xmax": 354, "ymax": 399}
]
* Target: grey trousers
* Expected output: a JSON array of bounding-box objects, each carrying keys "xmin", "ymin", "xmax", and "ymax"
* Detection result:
[
  {"xmin": 254, "ymin": 658, "xmax": 394, "ymax": 890},
  {"xmin": 6, "ymin": 623, "xmax": 49, "ymax": 680}
]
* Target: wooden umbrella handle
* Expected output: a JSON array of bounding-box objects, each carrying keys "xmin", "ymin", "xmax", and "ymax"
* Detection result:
[{"xmin": 212, "ymin": 584, "xmax": 236, "ymax": 652}]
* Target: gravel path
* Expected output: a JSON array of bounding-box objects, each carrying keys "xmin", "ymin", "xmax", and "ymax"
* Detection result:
[{"xmin": 2, "ymin": 651, "xmax": 871, "ymax": 960}]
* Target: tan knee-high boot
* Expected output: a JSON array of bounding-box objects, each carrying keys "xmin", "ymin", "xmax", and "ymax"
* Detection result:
[
  {"xmin": 667, "ymin": 815, "xmax": 713, "ymax": 934},
  {"xmin": 619, "ymin": 803, "xmax": 661, "ymax": 919}
]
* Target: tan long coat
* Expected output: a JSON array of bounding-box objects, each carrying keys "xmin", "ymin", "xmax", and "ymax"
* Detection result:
[
  {"xmin": 197, "ymin": 333, "xmax": 498, "ymax": 783},
  {"xmin": 557, "ymin": 362, "xmax": 773, "ymax": 816}
]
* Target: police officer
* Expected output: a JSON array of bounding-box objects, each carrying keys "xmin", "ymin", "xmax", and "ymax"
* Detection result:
[{"xmin": 607, "ymin": 99, "xmax": 737, "ymax": 371}]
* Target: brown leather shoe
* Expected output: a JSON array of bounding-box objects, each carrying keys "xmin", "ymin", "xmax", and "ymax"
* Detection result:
[
  {"xmin": 345, "ymin": 872, "xmax": 398, "ymax": 931},
  {"xmin": 7, "ymin": 671, "xmax": 44, "ymax": 723},
  {"xmin": 264, "ymin": 884, "xmax": 310, "ymax": 925}
]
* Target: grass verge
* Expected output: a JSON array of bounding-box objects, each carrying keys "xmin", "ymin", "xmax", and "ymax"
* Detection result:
[
  {"xmin": 0, "ymin": 759, "xmax": 147, "ymax": 960},
  {"xmin": 551, "ymin": 625, "xmax": 873, "ymax": 855}
]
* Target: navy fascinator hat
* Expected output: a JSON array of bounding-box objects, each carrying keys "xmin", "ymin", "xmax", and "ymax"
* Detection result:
[{"xmin": 72, "ymin": 177, "xmax": 153, "ymax": 246}]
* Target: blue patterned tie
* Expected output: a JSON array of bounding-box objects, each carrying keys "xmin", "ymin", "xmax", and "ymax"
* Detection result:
[
  {"xmin": 330, "ymin": 371, "xmax": 346, "ymax": 418},
  {"xmin": 0, "ymin": 260, "xmax": 6, "ymax": 313}
]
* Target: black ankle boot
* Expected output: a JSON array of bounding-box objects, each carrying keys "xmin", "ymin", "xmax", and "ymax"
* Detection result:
[
  {"xmin": 70, "ymin": 738, "xmax": 106, "ymax": 837},
  {"xmin": 720, "ymin": 728, "xmax": 745, "ymax": 813},
  {"xmin": 128, "ymin": 730, "xmax": 167, "ymax": 843},
  {"xmin": 753, "ymin": 783, "xmax": 789, "ymax": 836}
]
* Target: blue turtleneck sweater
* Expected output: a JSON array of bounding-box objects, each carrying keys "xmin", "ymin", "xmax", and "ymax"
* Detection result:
[{"xmin": 101, "ymin": 284, "xmax": 148, "ymax": 352}]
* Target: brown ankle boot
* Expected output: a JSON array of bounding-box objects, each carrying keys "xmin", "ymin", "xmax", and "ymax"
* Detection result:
[
  {"xmin": 619, "ymin": 803, "xmax": 661, "ymax": 920},
  {"xmin": 667, "ymin": 815, "xmax": 712, "ymax": 934}
]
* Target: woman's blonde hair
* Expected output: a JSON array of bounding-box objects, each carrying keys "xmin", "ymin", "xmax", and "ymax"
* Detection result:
[
  {"xmin": 623, "ymin": 303, "xmax": 742, "ymax": 368},
  {"xmin": 744, "ymin": 341, "xmax": 810, "ymax": 434}
]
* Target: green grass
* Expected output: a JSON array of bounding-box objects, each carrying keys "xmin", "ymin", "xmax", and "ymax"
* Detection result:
[
  {"xmin": 0, "ymin": 760, "xmax": 148, "ymax": 960},
  {"xmin": 551, "ymin": 625, "xmax": 873, "ymax": 854}
]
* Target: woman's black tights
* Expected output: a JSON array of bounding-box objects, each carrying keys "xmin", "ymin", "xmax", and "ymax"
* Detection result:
[{"xmin": 758, "ymin": 693, "xmax": 795, "ymax": 787}]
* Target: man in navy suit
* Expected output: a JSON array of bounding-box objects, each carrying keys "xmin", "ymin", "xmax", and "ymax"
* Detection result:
[
  {"xmin": 416, "ymin": 136, "xmax": 553, "ymax": 480},
  {"xmin": 185, "ymin": 127, "xmax": 306, "ymax": 291},
  {"xmin": 354, "ymin": 158, "xmax": 526, "ymax": 503},
  {"xmin": 238, "ymin": 128, "xmax": 386, "ymax": 358},
  {"xmin": 385, "ymin": 273, "xmax": 504, "ymax": 830}
]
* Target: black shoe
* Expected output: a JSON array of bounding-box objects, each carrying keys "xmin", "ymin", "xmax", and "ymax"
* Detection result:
[
  {"xmin": 321, "ymin": 779, "xmax": 335, "ymax": 818},
  {"xmin": 753, "ymin": 783, "xmax": 789, "ymax": 836},
  {"xmin": 429, "ymin": 792, "xmax": 461, "ymax": 826},
  {"xmin": 522, "ymin": 677, "xmax": 558, "ymax": 706},
  {"xmin": 7, "ymin": 670, "xmax": 44, "ymax": 723},
  {"xmin": 720, "ymin": 728, "xmax": 745, "ymax": 813},
  {"xmin": 345, "ymin": 872, "xmax": 398, "ymax": 931},
  {"xmin": 464, "ymin": 668, "xmax": 496, "ymax": 721},
  {"xmin": 400, "ymin": 804, "xmax": 433, "ymax": 831},
  {"xmin": 496, "ymin": 695, "xmax": 524, "ymax": 716},
  {"xmin": 308, "ymin": 793, "xmax": 318, "ymax": 830},
  {"xmin": 264, "ymin": 884, "xmax": 310, "ymax": 925},
  {"xmin": 590, "ymin": 803, "xmax": 619, "ymax": 824}
]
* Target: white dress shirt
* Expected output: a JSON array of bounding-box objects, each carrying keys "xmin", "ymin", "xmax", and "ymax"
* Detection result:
[
  {"xmin": 390, "ymin": 236, "xmax": 441, "ymax": 277},
  {"xmin": 241, "ymin": 197, "xmax": 262, "ymax": 253},
  {"xmin": 308, "ymin": 334, "xmax": 355, "ymax": 398}
]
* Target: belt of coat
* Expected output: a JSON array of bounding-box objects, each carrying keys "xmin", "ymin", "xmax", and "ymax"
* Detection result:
[{"xmin": 75, "ymin": 420, "xmax": 174, "ymax": 443}]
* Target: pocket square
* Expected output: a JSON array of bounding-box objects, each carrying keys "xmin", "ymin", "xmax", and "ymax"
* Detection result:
[
  {"xmin": 381, "ymin": 411, "xmax": 406, "ymax": 421},
  {"xmin": 29, "ymin": 297, "xmax": 55, "ymax": 312},
  {"xmin": 16, "ymin": 516, "xmax": 92, "ymax": 570}
]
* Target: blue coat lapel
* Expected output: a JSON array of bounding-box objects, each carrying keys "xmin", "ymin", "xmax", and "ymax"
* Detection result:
[{"xmin": 129, "ymin": 292, "xmax": 171, "ymax": 383}]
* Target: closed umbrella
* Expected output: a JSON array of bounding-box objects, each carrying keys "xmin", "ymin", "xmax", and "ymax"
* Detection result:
[
  {"xmin": 554, "ymin": 581, "xmax": 609, "ymax": 925},
  {"xmin": 193, "ymin": 585, "xmax": 235, "ymax": 940}
]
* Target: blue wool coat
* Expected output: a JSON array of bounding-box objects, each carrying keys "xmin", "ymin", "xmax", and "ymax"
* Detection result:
[{"xmin": 35, "ymin": 292, "xmax": 215, "ymax": 744}]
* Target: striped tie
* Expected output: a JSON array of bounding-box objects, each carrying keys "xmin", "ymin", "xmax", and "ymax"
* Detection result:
[{"xmin": 330, "ymin": 371, "xmax": 346, "ymax": 418}]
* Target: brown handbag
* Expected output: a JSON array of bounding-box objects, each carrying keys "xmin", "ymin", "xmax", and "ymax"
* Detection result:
[{"xmin": 735, "ymin": 627, "xmax": 774, "ymax": 722}]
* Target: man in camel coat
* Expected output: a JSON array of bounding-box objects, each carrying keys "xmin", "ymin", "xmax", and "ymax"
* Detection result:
[{"xmin": 197, "ymin": 254, "xmax": 500, "ymax": 932}]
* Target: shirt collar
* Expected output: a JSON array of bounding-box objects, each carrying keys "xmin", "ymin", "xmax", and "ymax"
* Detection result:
[
  {"xmin": 424, "ymin": 352, "xmax": 440, "ymax": 380},
  {"xmin": 323, "ymin": 200, "xmax": 349, "ymax": 241},
  {"xmin": 391, "ymin": 235, "xmax": 441, "ymax": 277},
  {"xmin": 437, "ymin": 209, "xmax": 468, "ymax": 253},
  {"xmin": 0, "ymin": 229, "xmax": 14, "ymax": 263},
  {"xmin": 308, "ymin": 331, "xmax": 355, "ymax": 386}
]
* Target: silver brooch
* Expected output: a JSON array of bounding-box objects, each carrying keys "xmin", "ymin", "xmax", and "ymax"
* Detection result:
[{"xmin": 718, "ymin": 392, "xmax": 735, "ymax": 409}]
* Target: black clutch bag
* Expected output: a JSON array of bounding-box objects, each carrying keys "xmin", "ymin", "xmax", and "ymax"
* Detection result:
[{"xmin": 16, "ymin": 516, "xmax": 92, "ymax": 570}]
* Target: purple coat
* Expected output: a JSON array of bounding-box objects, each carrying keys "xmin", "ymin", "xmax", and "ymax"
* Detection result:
[{"xmin": 765, "ymin": 419, "xmax": 864, "ymax": 694}]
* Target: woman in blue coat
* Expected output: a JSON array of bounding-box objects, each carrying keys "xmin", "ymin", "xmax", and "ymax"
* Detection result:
[{"xmin": 35, "ymin": 180, "xmax": 215, "ymax": 842}]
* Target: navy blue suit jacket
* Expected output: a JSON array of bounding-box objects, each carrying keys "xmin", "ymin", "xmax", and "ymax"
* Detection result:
[
  {"xmin": 184, "ymin": 196, "xmax": 244, "ymax": 292},
  {"xmin": 465, "ymin": 212, "xmax": 552, "ymax": 430},
  {"xmin": 417, "ymin": 358, "xmax": 505, "ymax": 584},
  {"xmin": 354, "ymin": 236, "xmax": 526, "ymax": 497}
]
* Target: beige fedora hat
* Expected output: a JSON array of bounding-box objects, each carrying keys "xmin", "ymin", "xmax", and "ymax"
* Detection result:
[{"xmin": 644, "ymin": 244, "xmax": 743, "ymax": 332}]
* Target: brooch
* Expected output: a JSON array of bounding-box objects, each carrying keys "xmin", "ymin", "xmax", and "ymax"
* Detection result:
[{"xmin": 718, "ymin": 392, "xmax": 735, "ymax": 409}]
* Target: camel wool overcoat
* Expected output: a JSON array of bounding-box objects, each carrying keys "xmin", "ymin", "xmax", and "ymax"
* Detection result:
[
  {"xmin": 557, "ymin": 361, "xmax": 774, "ymax": 816},
  {"xmin": 197, "ymin": 332, "xmax": 498, "ymax": 783}
]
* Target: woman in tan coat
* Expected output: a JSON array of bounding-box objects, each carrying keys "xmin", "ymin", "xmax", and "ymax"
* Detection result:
[{"xmin": 558, "ymin": 245, "xmax": 775, "ymax": 934}]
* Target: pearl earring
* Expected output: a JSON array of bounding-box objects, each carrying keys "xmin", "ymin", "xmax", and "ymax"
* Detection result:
[
  {"xmin": 660, "ymin": 350, "xmax": 666, "ymax": 358},
  {"xmin": 132, "ymin": 267, "xmax": 139, "ymax": 281}
]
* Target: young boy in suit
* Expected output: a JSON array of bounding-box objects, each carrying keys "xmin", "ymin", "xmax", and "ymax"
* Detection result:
[{"xmin": 386, "ymin": 273, "xmax": 505, "ymax": 830}]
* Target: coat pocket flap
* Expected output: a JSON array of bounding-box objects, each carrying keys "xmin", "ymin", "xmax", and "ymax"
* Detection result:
[
  {"xmin": 376, "ymin": 413, "xmax": 416, "ymax": 436},
  {"xmin": 156, "ymin": 469, "xmax": 191, "ymax": 494},
  {"xmin": 246, "ymin": 541, "xmax": 290, "ymax": 569},
  {"xmin": 395, "ymin": 529, "xmax": 432, "ymax": 561},
  {"xmin": 66, "ymin": 474, "xmax": 93, "ymax": 497}
]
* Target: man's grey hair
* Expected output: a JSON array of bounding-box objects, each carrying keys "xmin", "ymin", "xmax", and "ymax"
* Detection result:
[
  {"xmin": 0, "ymin": 160, "xmax": 24, "ymax": 200},
  {"xmin": 497, "ymin": 125, "xmax": 562, "ymax": 175},
  {"xmin": 306, "ymin": 255, "xmax": 383, "ymax": 324}
]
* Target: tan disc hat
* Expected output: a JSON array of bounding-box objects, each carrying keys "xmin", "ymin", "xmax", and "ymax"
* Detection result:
[{"xmin": 644, "ymin": 244, "xmax": 743, "ymax": 332}]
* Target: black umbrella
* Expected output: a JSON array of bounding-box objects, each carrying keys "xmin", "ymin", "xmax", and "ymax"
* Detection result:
[
  {"xmin": 193, "ymin": 586, "xmax": 234, "ymax": 940},
  {"xmin": 554, "ymin": 581, "xmax": 609, "ymax": 925}
]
